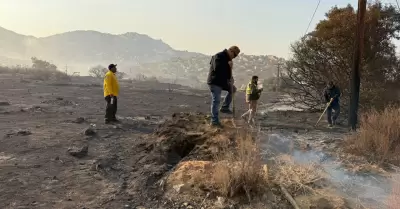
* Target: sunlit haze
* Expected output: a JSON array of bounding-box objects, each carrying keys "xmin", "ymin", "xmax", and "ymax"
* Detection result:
[{"xmin": 2, "ymin": 0, "xmax": 392, "ymax": 58}]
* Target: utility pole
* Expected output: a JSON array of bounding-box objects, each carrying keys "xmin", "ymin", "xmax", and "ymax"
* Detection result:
[
  {"xmin": 276, "ymin": 62, "xmax": 282, "ymax": 92},
  {"xmin": 65, "ymin": 64, "xmax": 68, "ymax": 75},
  {"xmin": 349, "ymin": 0, "xmax": 367, "ymax": 130}
]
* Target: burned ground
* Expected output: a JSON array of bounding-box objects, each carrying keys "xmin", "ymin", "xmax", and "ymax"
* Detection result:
[
  {"xmin": 0, "ymin": 73, "xmax": 392, "ymax": 209},
  {"xmin": 0, "ymin": 74, "xmax": 275, "ymax": 208}
]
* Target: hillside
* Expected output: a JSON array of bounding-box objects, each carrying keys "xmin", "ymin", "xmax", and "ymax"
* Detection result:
[
  {"xmin": 0, "ymin": 26, "xmax": 285, "ymax": 86},
  {"xmin": 0, "ymin": 26, "xmax": 200, "ymax": 64},
  {"xmin": 135, "ymin": 54, "xmax": 285, "ymax": 89}
]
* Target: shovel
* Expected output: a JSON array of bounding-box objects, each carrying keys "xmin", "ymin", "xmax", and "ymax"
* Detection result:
[
  {"xmin": 231, "ymin": 84, "xmax": 237, "ymax": 128},
  {"xmin": 315, "ymin": 98, "xmax": 333, "ymax": 127}
]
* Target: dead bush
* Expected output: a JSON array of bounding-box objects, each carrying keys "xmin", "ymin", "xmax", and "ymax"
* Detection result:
[
  {"xmin": 212, "ymin": 132, "xmax": 268, "ymax": 200},
  {"xmin": 344, "ymin": 107, "xmax": 400, "ymax": 165},
  {"xmin": 273, "ymin": 155, "xmax": 326, "ymax": 195},
  {"xmin": 388, "ymin": 174, "xmax": 400, "ymax": 209}
]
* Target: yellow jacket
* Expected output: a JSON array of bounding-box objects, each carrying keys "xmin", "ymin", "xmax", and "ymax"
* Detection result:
[{"xmin": 103, "ymin": 71, "xmax": 120, "ymax": 97}]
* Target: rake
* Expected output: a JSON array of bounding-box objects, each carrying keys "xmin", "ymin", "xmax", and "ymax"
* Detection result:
[{"xmin": 315, "ymin": 98, "xmax": 333, "ymax": 127}]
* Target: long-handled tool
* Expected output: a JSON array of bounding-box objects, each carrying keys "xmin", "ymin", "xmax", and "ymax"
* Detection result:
[
  {"xmin": 315, "ymin": 98, "xmax": 333, "ymax": 127},
  {"xmin": 231, "ymin": 84, "xmax": 237, "ymax": 128},
  {"xmin": 232, "ymin": 85, "xmax": 235, "ymax": 117}
]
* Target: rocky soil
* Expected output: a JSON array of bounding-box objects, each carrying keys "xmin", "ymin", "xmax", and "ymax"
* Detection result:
[{"xmin": 0, "ymin": 73, "xmax": 374, "ymax": 209}]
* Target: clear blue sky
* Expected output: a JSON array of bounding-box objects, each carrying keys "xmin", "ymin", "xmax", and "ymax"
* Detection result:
[{"xmin": 0, "ymin": 0, "xmax": 397, "ymax": 58}]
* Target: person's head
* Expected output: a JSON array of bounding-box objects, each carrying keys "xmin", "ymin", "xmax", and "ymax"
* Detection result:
[
  {"xmin": 327, "ymin": 81, "xmax": 334, "ymax": 88},
  {"xmin": 108, "ymin": 64, "xmax": 117, "ymax": 73},
  {"xmin": 252, "ymin": 75, "xmax": 259, "ymax": 83},
  {"xmin": 227, "ymin": 46, "xmax": 240, "ymax": 60}
]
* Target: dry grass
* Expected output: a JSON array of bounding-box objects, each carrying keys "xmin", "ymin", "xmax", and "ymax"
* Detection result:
[
  {"xmin": 273, "ymin": 154, "xmax": 326, "ymax": 195},
  {"xmin": 212, "ymin": 132, "xmax": 268, "ymax": 200},
  {"xmin": 344, "ymin": 107, "xmax": 400, "ymax": 165},
  {"xmin": 387, "ymin": 174, "xmax": 400, "ymax": 209}
]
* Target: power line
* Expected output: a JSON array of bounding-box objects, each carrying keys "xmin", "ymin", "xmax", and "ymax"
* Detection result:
[{"xmin": 304, "ymin": 0, "xmax": 322, "ymax": 36}]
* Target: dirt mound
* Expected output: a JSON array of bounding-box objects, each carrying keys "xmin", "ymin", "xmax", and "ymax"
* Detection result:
[
  {"xmin": 166, "ymin": 160, "xmax": 215, "ymax": 195},
  {"xmin": 145, "ymin": 113, "xmax": 275, "ymax": 207},
  {"xmin": 153, "ymin": 112, "xmax": 233, "ymax": 165}
]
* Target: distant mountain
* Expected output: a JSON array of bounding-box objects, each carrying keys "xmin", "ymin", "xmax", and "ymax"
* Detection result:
[
  {"xmin": 0, "ymin": 26, "xmax": 286, "ymax": 86},
  {"xmin": 0, "ymin": 26, "xmax": 201, "ymax": 64}
]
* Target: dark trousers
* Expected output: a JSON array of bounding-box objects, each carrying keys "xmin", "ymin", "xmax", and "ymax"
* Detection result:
[
  {"xmin": 327, "ymin": 103, "xmax": 340, "ymax": 125},
  {"xmin": 105, "ymin": 96, "xmax": 117, "ymax": 121},
  {"xmin": 221, "ymin": 85, "xmax": 237, "ymax": 110},
  {"xmin": 209, "ymin": 84, "xmax": 237, "ymax": 124}
]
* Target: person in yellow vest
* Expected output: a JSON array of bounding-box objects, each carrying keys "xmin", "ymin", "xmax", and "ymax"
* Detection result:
[
  {"xmin": 241, "ymin": 76, "xmax": 263, "ymax": 124},
  {"xmin": 103, "ymin": 64, "xmax": 120, "ymax": 124}
]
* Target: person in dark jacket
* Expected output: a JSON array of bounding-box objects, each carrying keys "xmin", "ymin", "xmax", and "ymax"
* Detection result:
[
  {"xmin": 207, "ymin": 46, "xmax": 240, "ymax": 127},
  {"xmin": 323, "ymin": 81, "xmax": 341, "ymax": 127}
]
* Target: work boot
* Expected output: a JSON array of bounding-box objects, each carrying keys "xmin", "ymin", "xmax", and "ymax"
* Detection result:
[
  {"xmin": 328, "ymin": 124, "xmax": 333, "ymax": 128},
  {"xmin": 220, "ymin": 108, "xmax": 233, "ymax": 114},
  {"xmin": 112, "ymin": 119, "xmax": 121, "ymax": 124},
  {"xmin": 210, "ymin": 122, "xmax": 223, "ymax": 128}
]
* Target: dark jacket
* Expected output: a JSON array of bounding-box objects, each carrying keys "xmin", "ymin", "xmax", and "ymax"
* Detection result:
[
  {"xmin": 324, "ymin": 85, "xmax": 341, "ymax": 106},
  {"xmin": 207, "ymin": 49, "xmax": 232, "ymax": 90}
]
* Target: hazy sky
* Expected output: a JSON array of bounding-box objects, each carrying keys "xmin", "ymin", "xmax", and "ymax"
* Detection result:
[{"xmin": 0, "ymin": 0, "xmax": 397, "ymax": 58}]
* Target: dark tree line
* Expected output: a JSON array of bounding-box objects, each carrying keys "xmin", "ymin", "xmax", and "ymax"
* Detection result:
[{"xmin": 284, "ymin": 2, "xmax": 400, "ymax": 112}]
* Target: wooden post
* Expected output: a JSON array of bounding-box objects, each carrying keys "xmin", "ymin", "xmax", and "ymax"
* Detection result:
[
  {"xmin": 276, "ymin": 62, "xmax": 282, "ymax": 92},
  {"xmin": 349, "ymin": 0, "xmax": 367, "ymax": 130}
]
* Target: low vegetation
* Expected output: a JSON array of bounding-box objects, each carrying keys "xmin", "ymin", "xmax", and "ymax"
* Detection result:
[
  {"xmin": 344, "ymin": 107, "xmax": 400, "ymax": 165},
  {"xmin": 273, "ymin": 155, "xmax": 325, "ymax": 195},
  {"xmin": 388, "ymin": 174, "xmax": 400, "ymax": 209},
  {"xmin": 0, "ymin": 57, "xmax": 71, "ymax": 81},
  {"xmin": 212, "ymin": 132, "xmax": 268, "ymax": 199},
  {"xmin": 88, "ymin": 65, "xmax": 126, "ymax": 79}
]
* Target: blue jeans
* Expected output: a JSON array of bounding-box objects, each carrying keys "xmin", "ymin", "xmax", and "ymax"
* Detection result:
[
  {"xmin": 327, "ymin": 103, "xmax": 340, "ymax": 125},
  {"xmin": 209, "ymin": 84, "xmax": 236, "ymax": 123}
]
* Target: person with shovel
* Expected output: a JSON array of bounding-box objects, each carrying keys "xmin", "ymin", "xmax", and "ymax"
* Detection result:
[
  {"xmin": 323, "ymin": 81, "xmax": 341, "ymax": 127},
  {"xmin": 207, "ymin": 46, "xmax": 240, "ymax": 127}
]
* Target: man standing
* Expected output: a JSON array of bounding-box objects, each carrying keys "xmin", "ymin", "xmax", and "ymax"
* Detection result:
[
  {"xmin": 104, "ymin": 64, "xmax": 120, "ymax": 124},
  {"xmin": 207, "ymin": 46, "xmax": 240, "ymax": 127},
  {"xmin": 323, "ymin": 81, "xmax": 341, "ymax": 127}
]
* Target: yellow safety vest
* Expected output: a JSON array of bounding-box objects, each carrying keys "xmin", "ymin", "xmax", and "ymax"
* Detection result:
[{"xmin": 246, "ymin": 81, "xmax": 256, "ymax": 95}]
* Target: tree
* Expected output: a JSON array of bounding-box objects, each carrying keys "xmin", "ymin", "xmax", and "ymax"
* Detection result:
[
  {"xmin": 89, "ymin": 65, "xmax": 126, "ymax": 80},
  {"xmin": 284, "ymin": 2, "xmax": 400, "ymax": 111},
  {"xmin": 89, "ymin": 65, "xmax": 107, "ymax": 78},
  {"xmin": 31, "ymin": 57, "xmax": 57, "ymax": 71},
  {"xmin": 116, "ymin": 71, "xmax": 126, "ymax": 80}
]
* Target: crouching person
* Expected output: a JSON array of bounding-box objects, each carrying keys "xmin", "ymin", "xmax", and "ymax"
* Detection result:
[{"xmin": 241, "ymin": 76, "xmax": 263, "ymax": 124}]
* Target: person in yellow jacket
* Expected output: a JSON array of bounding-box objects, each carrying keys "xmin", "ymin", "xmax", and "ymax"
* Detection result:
[
  {"xmin": 241, "ymin": 76, "xmax": 263, "ymax": 124},
  {"xmin": 104, "ymin": 64, "xmax": 120, "ymax": 124}
]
